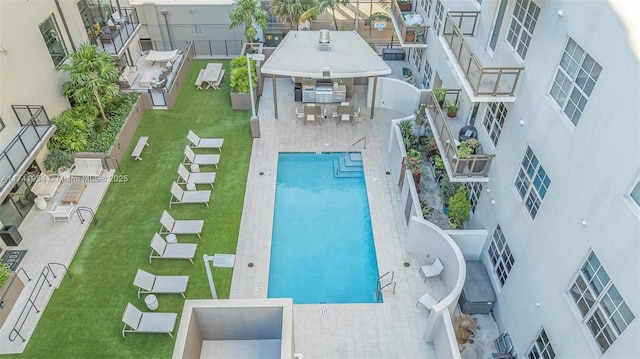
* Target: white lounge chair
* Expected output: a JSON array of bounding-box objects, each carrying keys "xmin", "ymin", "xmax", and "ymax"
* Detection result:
[
  {"xmin": 48, "ymin": 204, "xmax": 75, "ymax": 223},
  {"xmin": 133, "ymin": 269, "xmax": 189, "ymax": 298},
  {"xmin": 416, "ymin": 291, "xmax": 439, "ymax": 311},
  {"xmin": 160, "ymin": 210, "xmax": 204, "ymax": 239},
  {"xmin": 121, "ymin": 303, "xmax": 177, "ymax": 337},
  {"xmin": 187, "ymin": 130, "xmax": 224, "ymax": 152},
  {"xmin": 183, "ymin": 145, "xmax": 220, "ymax": 169},
  {"xmin": 169, "ymin": 182, "xmax": 211, "ymax": 208},
  {"xmin": 177, "ymin": 163, "xmax": 215, "ymax": 188},
  {"xmin": 420, "ymin": 257, "xmax": 444, "ymax": 282},
  {"xmin": 295, "ymin": 107, "xmax": 305, "ymax": 120},
  {"xmin": 149, "ymin": 233, "xmax": 198, "ymax": 263}
]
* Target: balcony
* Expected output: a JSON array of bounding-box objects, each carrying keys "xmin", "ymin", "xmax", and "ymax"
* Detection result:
[
  {"xmin": 425, "ymin": 90, "xmax": 494, "ymax": 182},
  {"xmin": 0, "ymin": 106, "xmax": 55, "ymax": 194},
  {"xmin": 441, "ymin": 11, "xmax": 523, "ymax": 101},
  {"xmin": 88, "ymin": 8, "xmax": 140, "ymax": 58},
  {"xmin": 389, "ymin": 0, "xmax": 429, "ymax": 47}
]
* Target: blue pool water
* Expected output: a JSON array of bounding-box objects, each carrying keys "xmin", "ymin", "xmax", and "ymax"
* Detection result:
[{"xmin": 268, "ymin": 153, "xmax": 380, "ymax": 304}]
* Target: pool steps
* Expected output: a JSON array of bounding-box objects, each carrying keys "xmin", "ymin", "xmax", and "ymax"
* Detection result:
[{"xmin": 334, "ymin": 152, "xmax": 363, "ymax": 178}]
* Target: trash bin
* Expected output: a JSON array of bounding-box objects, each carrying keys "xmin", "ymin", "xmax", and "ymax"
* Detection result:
[{"xmin": 0, "ymin": 225, "xmax": 22, "ymax": 246}]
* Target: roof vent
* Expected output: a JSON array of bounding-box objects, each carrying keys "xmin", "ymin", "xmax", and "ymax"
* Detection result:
[{"xmin": 318, "ymin": 29, "xmax": 331, "ymax": 51}]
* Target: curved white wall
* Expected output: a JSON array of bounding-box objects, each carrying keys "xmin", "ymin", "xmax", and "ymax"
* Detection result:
[{"xmin": 369, "ymin": 77, "xmax": 426, "ymax": 115}]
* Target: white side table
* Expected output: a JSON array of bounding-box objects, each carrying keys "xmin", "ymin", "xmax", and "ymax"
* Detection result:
[
  {"xmin": 145, "ymin": 294, "xmax": 158, "ymax": 311},
  {"xmin": 34, "ymin": 196, "xmax": 47, "ymax": 210},
  {"xmin": 190, "ymin": 164, "xmax": 200, "ymax": 173},
  {"xmin": 186, "ymin": 182, "xmax": 196, "ymax": 191},
  {"xmin": 166, "ymin": 233, "xmax": 177, "ymax": 244}
]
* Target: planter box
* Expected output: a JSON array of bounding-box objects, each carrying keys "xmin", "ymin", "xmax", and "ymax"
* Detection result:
[
  {"xmin": 230, "ymin": 92, "xmax": 257, "ymax": 110},
  {"xmin": 398, "ymin": 2, "xmax": 413, "ymax": 11},
  {"xmin": 0, "ymin": 273, "xmax": 25, "ymax": 328}
]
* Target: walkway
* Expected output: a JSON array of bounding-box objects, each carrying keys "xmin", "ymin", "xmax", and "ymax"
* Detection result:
[
  {"xmin": 231, "ymin": 78, "xmax": 442, "ymax": 358},
  {"xmin": 0, "ymin": 171, "xmax": 113, "ymax": 354}
]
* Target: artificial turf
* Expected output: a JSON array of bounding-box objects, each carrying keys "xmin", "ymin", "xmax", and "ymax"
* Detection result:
[{"xmin": 13, "ymin": 60, "xmax": 253, "ymax": 358}]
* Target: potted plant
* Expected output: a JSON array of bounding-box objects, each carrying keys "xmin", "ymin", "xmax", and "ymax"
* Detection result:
[
  {"xmin": 457, "ymin": 141, "xmax": 473, "ymax": 158},
  {"xmin": 405, "ymin": 149, "xmax": 424, "ymax": 186},
  {"xmin": 0, "ymin": 263, "xmax": 25, "ymax": 328},
  {"xmin": 398, "ymin": 0, "xmax": 413, "ymax": 12},
  {"xmin": 446, "ymin": 101, "xmax": 459, "ymax": 118},
  {"xmin": 439, "ymin": 176, "xmax": 459, "ymax": 214},
  {"xmin": 43, "ymin": 149, "xmax": 72, "ymax": 174},
  {"xmin": 433, "ymin": 88, "xmax": 447, "ymax": 107},
  {"xmin": 413, "ymin": 103, "xmax": 427, "ymax": 137},
  {"xmin": 466, "ymin": 138, "xmax": 481, "ymax": 154},
  {"xmin": 434, "ymin": 156, "xmax": 445, "ymax": 174},
  {"xmin": 448, "ymin": 186, "xmax": 471, "ymax": 229}
]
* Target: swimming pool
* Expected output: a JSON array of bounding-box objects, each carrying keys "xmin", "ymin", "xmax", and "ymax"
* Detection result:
[{"xmin": 268, "ymin": 153, "xmax": 380, "ymax": 304}]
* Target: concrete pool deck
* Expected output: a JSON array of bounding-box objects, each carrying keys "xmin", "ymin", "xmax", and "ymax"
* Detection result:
[{"xmin": 231, "ymin": 78, "xmax": 442, "ymax": 358}]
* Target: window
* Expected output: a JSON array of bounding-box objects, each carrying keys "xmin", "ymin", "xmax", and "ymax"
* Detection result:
[
  {"xmin": 421, "ymin": 0, "xmax": 433, "ymax": 17},
  {"xmin": 422, "ymin": 59, "xmax": 433, "ymax": 88},
  {"xmin": 465, "ymin": 182, "xmax": 483, "ymax": 213},
  {"xmin": 515, "ymin": 146, "xmax": 550, "ymax": 219},
  {"xmin": 549, "ymin": 38, "xmax": 602, "ymax": 125},
  {"xmin": 433, "ymin": 0, "xmax": 444, "ymax": 35},
  {"xmin": 488, "ymin": 0, "xmax": 508, "ymax": 53},
  {"xmin": 411, "ymin": 48, "xmax": 424, "ymax": 68},
  {"xmin": 39, "ymin": 15, "xmax": 68, "ymax": 66},
  {"xmin": 482, "ymin": 102, "xmax": 508, "ymax": 146},
  {"xmin": 527, "ymin": 329, "xmax": 556, "ymax": 359},
  {"xmin": 630, "ymin": 180, "xmax": 640, "ymax": 207},
  {"xmin": 506, "ymin": 0, "xmax": 540, "ymax": 60},
  {"xmin": 487, "ymin": 225, "xmax": 514, "ymax": 286},
  {"xmin": 569, "ymin": 252, "xmax": 635, "ymax": 353},
  {"xmin": 191, "ymin": 25, "xmax": 202, "ymax": 35}
]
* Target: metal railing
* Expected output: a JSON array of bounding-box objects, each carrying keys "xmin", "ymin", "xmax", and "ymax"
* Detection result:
[
  {"xmin": 0, "ymin": 107, "xmax": 54, "ymax": 192},
  {"xmin": 88, "ymin": 7, "xmax": 140, "ymax": 56},
  {"xmin": 376, "ymin": 271, "xmax": 396, "ymax": 302},
  {"xmin": 442, "ymin": 12, "xmax": 523, "ymax": 96},
  {"xmin": 427, "ymin": 91, "xmax": 494, "ymax": 178},
  {"xmin": 76, "ymin": 206, "xmax": 98, "ymax": 226},
  {"xmin": 9, "ymin": 263, "xmax": 72, "ymax": 342},
  {"xmin": 390, "ymin": 0, "xmax": 429, "ymax": 44}
]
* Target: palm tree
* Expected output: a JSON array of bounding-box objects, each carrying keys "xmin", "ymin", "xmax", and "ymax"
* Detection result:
[
  {"xmin": 365, "ymin": 12, "xmax": 392, "ymax": 42},
  {"xmin": 57, "ymin": 43, "xmax": 121, "ymax": 126},
  {"xmin": 229, "ymin": 0, "xmax": 269, "ymax": 43},
  {"xmin": 300, "ymin": 0, "xmax": 350, "ymax": 31},
  {"xmin": 270, "ymin": 0, "xmax": 315, "ymax": 30}
]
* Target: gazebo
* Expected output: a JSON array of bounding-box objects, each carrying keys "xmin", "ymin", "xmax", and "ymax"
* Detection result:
[{"xmin": 260, "ymin": 30, "xmax": 392, "ymax": 120}]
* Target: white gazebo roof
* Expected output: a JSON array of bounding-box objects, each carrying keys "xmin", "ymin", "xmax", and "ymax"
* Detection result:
[{"xmin": 260, "ymin": 31, "xmax": 392, "ymax": 78}]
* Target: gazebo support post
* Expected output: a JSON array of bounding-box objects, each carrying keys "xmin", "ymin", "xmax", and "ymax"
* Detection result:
[
  {"xmin": 272, "ymin": 74, "xmax": 278, "ymax": 119},
  {"xmin": 370, "ymin": 76, "xmax": 378, "ymax": 120}
]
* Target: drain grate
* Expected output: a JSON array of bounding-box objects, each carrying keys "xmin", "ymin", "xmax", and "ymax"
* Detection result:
[{"xmin": 1, "ymin": 250, "xmax": 27, "ymax": 271}]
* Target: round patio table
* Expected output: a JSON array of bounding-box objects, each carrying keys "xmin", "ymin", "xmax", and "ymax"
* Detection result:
[
  {"xmin": 458, "ymin": 126, "xmax": 478, "ymax": 141},
  {"xmin": 145, "ymin": 294, "xmax": 158, "ymax": 311}
]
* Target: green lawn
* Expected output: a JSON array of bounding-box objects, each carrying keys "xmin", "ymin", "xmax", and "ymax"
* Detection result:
[{"xmin": 14, "ymin": 60, "xmax": 253, "ymax": 358}]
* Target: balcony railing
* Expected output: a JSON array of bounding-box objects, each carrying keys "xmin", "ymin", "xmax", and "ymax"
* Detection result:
[
  {"xmin": 442, "ymin": 11, "xmax": 523, "ymax": 97},
  {"xmin": 0, "ymin": 106, "xmax": 54, "ymax": 191},
  {"xmin": 390, "ymin": 0, "xmax": 429, "ymax": 45},
  {"xmin": 89, "ymin": 7, "xmax": 140, "ymax": 56},
  {"xmin": 426, "ymin": 91, "xmax": 494, "ymax": 180}
]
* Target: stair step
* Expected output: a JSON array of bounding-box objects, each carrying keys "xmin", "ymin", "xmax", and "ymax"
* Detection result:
[
  {"xmin": 333, "ymin": 158, "xmax": 364, "ymax": 178},
  {"xmin": 339, "ymin": 157, "xmax": 363, "ymax": 172},
  {"xmin": 349, "ymin": 152, "xmax": 362, "ymax": 161}
]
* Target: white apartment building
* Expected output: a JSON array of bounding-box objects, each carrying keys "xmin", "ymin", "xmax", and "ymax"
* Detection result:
[
  {"xmin": 0, "ymin": 0, "xmax": 142, "ymax": 230},
  {"xmin": 392, "ymin": 0, "xmax": 639, "ymax": 357}
]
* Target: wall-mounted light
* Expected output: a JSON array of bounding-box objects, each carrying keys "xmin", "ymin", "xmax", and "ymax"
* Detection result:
[
  {"xmin": 188, "ymin": 8, "xmax": 194, "ymax": 13},
  {"xmin": 581, "ymin": 219, "xmax": 587, "ymax": 226},
  {"xmin": 557, "ymin": 9, "xmax": 564, "ymax": 17},
  {"xmin": 519, "ymin": 120, "xmax": 525, "ymax": 126},
  {"xmin": 0, "ymin": 45, "xmax": 7, "ymax": 53},
  {"xmin": 491, "ymin": 200, "xmax": 496, "ymax": 205}
]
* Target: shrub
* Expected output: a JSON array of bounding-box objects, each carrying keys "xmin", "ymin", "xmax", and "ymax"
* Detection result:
[
  {"xmin": 439, "ymin": 176, "xmax": 460, "ymax": 206},
  {"xmin": 229, "ymin": 56, "xmax": 257, "ymax": 93},
  {"xmin": 84, "ymin": 92, "xmax": 139, "ymax": 153},
  {"xmin": 43, "ymin": 149, "xmax": 72, "ymax": 172},
  {"xmin": 448, "ymin": 187, "xmax": 471, "ymax": 229},
  {"xmin": 48, "ymin": 105, "xmax": 98, "ymax": 152},
  {"xmin": 0, "ymin": 263, "xmax": 10, "ymax": 287}
]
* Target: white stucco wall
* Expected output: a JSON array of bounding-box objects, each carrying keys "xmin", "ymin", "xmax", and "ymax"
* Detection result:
[{"xmin": 421, "ymin": 0, "xmax": 640, "ymax": 357}]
